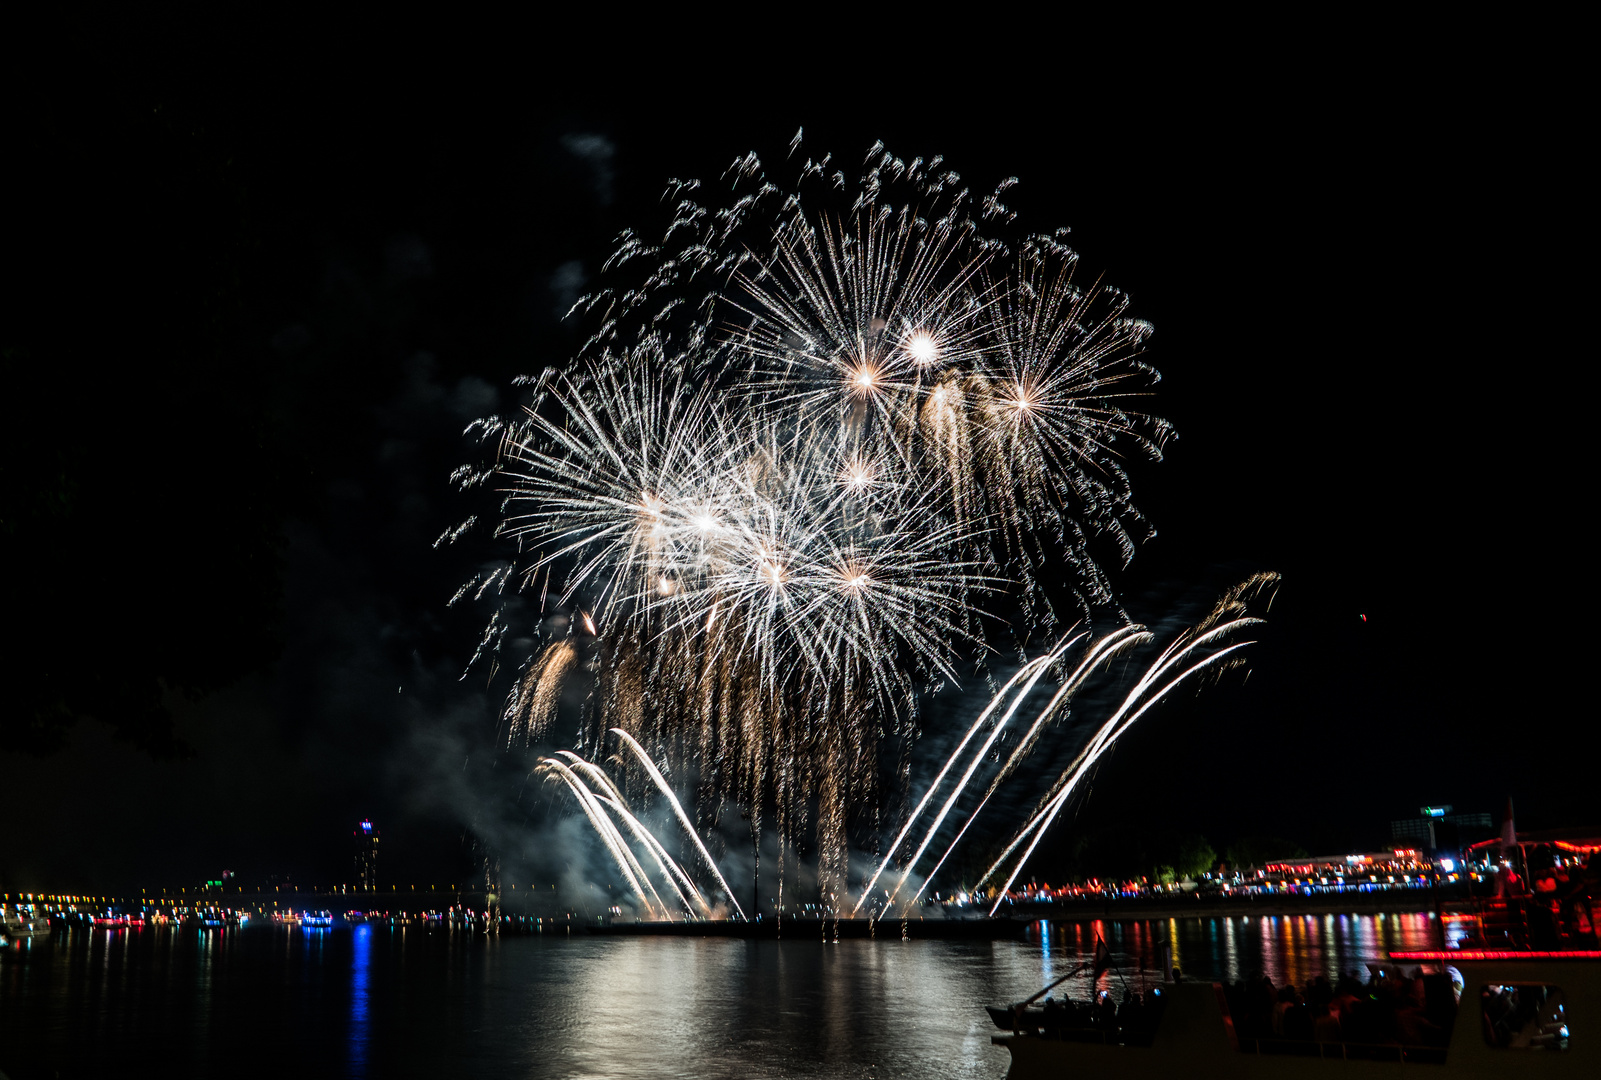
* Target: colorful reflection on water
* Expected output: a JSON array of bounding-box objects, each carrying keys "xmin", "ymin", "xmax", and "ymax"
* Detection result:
[
  {"xmin": 0, "ymin": 912, "xmax": 1463, "ymax": 1078},
  {"xmin": 1030, "ymin": 911, "xmax": 1464, "ymax": 997}
]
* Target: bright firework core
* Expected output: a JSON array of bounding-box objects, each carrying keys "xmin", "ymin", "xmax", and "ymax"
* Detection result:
[
  {"xmin": 906, "ymin": 331, "xmax": 938, "ymax": 364},
  {"xmin": 455, "ymin": 135, "xmax": 1182, "ymax": 914}
]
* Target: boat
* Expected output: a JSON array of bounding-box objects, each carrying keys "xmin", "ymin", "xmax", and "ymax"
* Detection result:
[
  {"xmin": 303, "ymin": 910, "xmax": 335, "ymax": 928},
  {"xmin": 990, "ymin": 842, "xmax": 1599, "ymax": 1077},
  {"xmin": 991, "ymin": 950, "xmax": 1595, "ymax": 1077},
  {"xmin": 2, "ymin": 905, "xmax": 51, "ymax": 939}
]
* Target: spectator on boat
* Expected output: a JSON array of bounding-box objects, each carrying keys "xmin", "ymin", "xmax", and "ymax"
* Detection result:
[
  {"xmin": 1421, "ymin": 972, "xmax": 1459, "ymax": 1042},
  {"xmin": 1372, "ymin": 970, "xmax": 1406, "ymax": 1039},
  {"xmin": 1329, "ymin": 973, "xmax": 1361, "ymax": 1020},
  {"xmin": 1505, "ymin": 986, "xmax": 1543, "ymax": 1048},
  {"xmin": 1482, "ymin": 986, "xmax": 1516, "ymax": 1047},
  {"xmin": 1042, "ymin": 996, "xmax": 1064, "ymax": 1036},
  {"xmin": 1535, "ymin": 987, "xmax": 1568, "ymax": 1046},
  {"xmin": 1341, "ymin": 984, "xmax": 1383, "ymax": 1046},
  {"xmin": 1272, "ymin": 986, "xmax": 1295, "ymax": 1036},
  {"xmin": 1116, "ymin": 991, "xmax": 1140, "ymax": 1033},
  {"xmin": 1496, "ymin": 862, "xmax": 1524, "ymax": 898},
  {"xmin": 1249, "ymin": 974, "xmax": 1277, "ymax": 1033},
  {"xmin": 1096, "ymin": 991, "xmax": 1118, "ymax": 1029},
  {"xmin": 1313, "ymin": 1003, "xmax": 1343, "ymax": 1044},
  {"xmin": 1284, "ymin": 991, "xmax": 1314, "ymax": 1042},
  {"xmin": 1507, "ymin": 985, "xmax": 1566, "ymax": 1049},
  {"xmin": 1305, "ymin": 975, "xmax": 1334, "ymax": 1015},
  {"xmin": 1222, "ymin": 981, "xmax": 1249, "ymax": 1037},
  {"xmin": 1390, "ymin": 974, "xmax": 1440, "ymax": 1046}
]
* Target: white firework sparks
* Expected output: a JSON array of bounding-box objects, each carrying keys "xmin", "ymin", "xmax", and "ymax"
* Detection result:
[{"xmin": 457, "ymin": 134, "xmax": 1185, "ymax": 911}]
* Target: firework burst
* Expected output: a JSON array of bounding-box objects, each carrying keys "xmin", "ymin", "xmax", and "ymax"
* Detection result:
[{"xmin": 454, "ymin": 135, "xmax": 1176, "ymax": 910}]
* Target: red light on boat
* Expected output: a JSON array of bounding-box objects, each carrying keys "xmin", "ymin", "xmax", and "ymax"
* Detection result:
[{"xmin": 1389, "ymin": 950, "xmax": 1601, "ymax": 961}]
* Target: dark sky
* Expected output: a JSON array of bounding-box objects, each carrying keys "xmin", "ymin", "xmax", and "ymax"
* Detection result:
[{"xmin": 2, "ymin": 22, "xmax": 1590, "ymax": 897}]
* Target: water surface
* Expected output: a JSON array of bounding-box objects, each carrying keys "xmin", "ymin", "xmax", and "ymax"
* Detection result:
[{"xmin": 0, "ymin": 912, "xmax": 1445, "ymax": 1078}]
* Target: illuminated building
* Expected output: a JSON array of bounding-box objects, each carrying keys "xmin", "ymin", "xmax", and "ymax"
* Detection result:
[{"xmin": 353, "ymin": 819, "xmax": 380, "ymax": 891}]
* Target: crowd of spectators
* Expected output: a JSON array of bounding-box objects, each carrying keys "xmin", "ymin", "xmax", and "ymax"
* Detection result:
[
  {"xmin": 1223, "ymin": 967, "xmax": 1457, "ymax": 1049},
  {"xmin": 1006, "ymin": 966, "xmax": 1573, "ymax": 1055}
]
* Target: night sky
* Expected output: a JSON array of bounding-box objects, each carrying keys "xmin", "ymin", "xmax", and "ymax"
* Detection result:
[{"xmin": 3, "ymin": 23, "xmax": 1589, "ymax": 897}]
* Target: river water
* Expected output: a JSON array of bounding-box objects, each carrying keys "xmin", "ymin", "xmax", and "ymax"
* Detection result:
[{"xmin": 0, "ymin": 912, "xmax": 1449, "ymax": 1078}]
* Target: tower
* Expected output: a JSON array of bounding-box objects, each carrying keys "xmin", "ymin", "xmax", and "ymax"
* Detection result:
[{"xmin": 353, "ymin": 819, "xmax": 379, "ymax": 891}]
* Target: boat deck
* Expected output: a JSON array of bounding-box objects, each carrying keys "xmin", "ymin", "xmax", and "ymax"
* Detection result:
[{"xmin": 994, "ymin": 958, "xmax": 1598, "ymax": 1078}]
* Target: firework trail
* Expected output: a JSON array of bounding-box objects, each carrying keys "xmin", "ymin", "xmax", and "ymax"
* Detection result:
[
  {"xmin": 974, "ymin": 574, "xmax": 1279, "ymax": 916},
  {"xmin": 507, "ymin": 639, "xmax": 579, "ymax": 746},
  {"xmin": 611, "ymin": 728, "xmax": 746, "ymax": 921},
  {"xmin": 536, "ymin": 757, "xmax": 665, "ymax": 919},
  {"xmin": 539, "ymin": 740, "xmax": 748, "ymax": 921},
  {"xmin": 850, "ymin": 652, "xmax": 1061, "ymax": 915},
  {"xmin": 558, "ymin": 752, "xmax": 706, "ymax": 918},
  {"xmin": 871, "ymin": 633, "xmax": 1080, "ymax": 915},
  {"xmin": 455, "ymin": 134, "xmax": 1177, "ymax": 900},
  {"xmin": 867, "ymin": 624, "xmax": 1151, "ymax": 918}
]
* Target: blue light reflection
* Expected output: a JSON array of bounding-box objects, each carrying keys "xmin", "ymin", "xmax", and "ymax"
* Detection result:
[{"xmin": 348, "ymin": 924, "xmax": 371, "ymax": 1078}]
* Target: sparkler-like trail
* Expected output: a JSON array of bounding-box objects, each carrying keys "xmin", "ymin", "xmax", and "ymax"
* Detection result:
[
  {"xmin": 540, "ymin": 743, "xmax": 752, "ymax": 921},
  {"xmin": 889, "ymin": 625, "xmax": 1151, "ymax": 915},
  {"xmin": 982, "ymin": 643, "xmax": 1251, "ymax": 916},
  {"xmin": 505, "ymin": 639, "xmax": 579, "ymax": 746},
  {"xmin": 850, "ymin": 654, "xmax": 1059, "ymax": 915},
  {"xmin": 593, "ymin": 794, "xmax": 704, "ymax": 919},
  {"xmin": 611, "ymin": 728, "xmax": 746, "ymax": 921},
  {"xmin": 537, "ymin": 758, "xmax": 662, "ymax": 919},
  {"xmin": 560, "ymin": 753, "xmax": 704, "ymax": 918},
  {"xmin": 877, "ymin": 634, "xmax": 1079, "ymax": 913},
  {"xmin": 976, "ymin": 579, "xmax": 1276, "ymax": 915}
]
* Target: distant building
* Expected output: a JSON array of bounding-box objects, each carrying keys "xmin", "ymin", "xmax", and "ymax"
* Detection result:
[
  {"xmin": 353, "ymin": 820, "xmax": 379, "ymax": 890},
  {"xmin": 1390, "ymin": 804, "xmax": 1492, "ymax": 849}
]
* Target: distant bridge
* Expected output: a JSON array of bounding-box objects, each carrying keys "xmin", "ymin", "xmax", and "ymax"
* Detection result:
[{"xmin": 8, "ymin": 883, "xmax": 614, "ymax": 918}]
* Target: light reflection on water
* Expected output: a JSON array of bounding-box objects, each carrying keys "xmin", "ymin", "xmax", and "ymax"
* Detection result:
[
  {"xmin": 349, "ymin": 924, "xmax": 372, "ymax": 1078},
  {"xmin": 1039, "ymin": 910, "xmax": 1445, "ymax": 992},
  {"xmin": 1, "ymin": 912, "xmax": 1448, "ymax": 1078}
]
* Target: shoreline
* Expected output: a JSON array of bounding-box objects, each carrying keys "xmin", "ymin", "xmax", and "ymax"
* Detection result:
[
  {"xmin": 996, "ymin": 890, "xmax": 1464, "ymax": 921},
  {"xmin": 10, "ymin": 886, "xmax": 1471, "ymax": 931}
]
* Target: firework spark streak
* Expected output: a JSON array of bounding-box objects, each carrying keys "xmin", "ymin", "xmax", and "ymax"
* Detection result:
[
  {"xmin": 875, "ymin": 633, "xmax": 1079, "ymax": 914},
  {"xmin": 536, "ymin": 757, "xmax": 665, "ymax": 919},
  {"xmin": 538, "ymin": 741, "xmax": 749, "ymax": 920},
  {"xmin": 849, "ymin": 653, "xmax": 1057, "ymax": 915},
  {"xmin": 610, "ymin": 728, "xmax": 746, "ymax": 921},
  {"xmin": 458, "ymin": 134, "xmax": 1185, "ymax": 905},
  {"xmin": 877, "ymin": 624, "xmax": 1152, "ymax": 917},
  {"xmin": 559, "ymin": 752, "xmax": 706, "ymax": 918},
  {"xmin": 976, "ymin": 577, "xmax": 1278, "ymax": 916}
]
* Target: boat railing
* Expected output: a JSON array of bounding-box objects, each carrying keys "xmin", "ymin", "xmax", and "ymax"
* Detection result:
[
  {"xmin": 1246, "ymin": 1037, "xmax": 1448, "ymax": 1065},
  {"xmin": 1004, "ymin": 1021, "xmax": 1164, "ymax": 1047}
]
